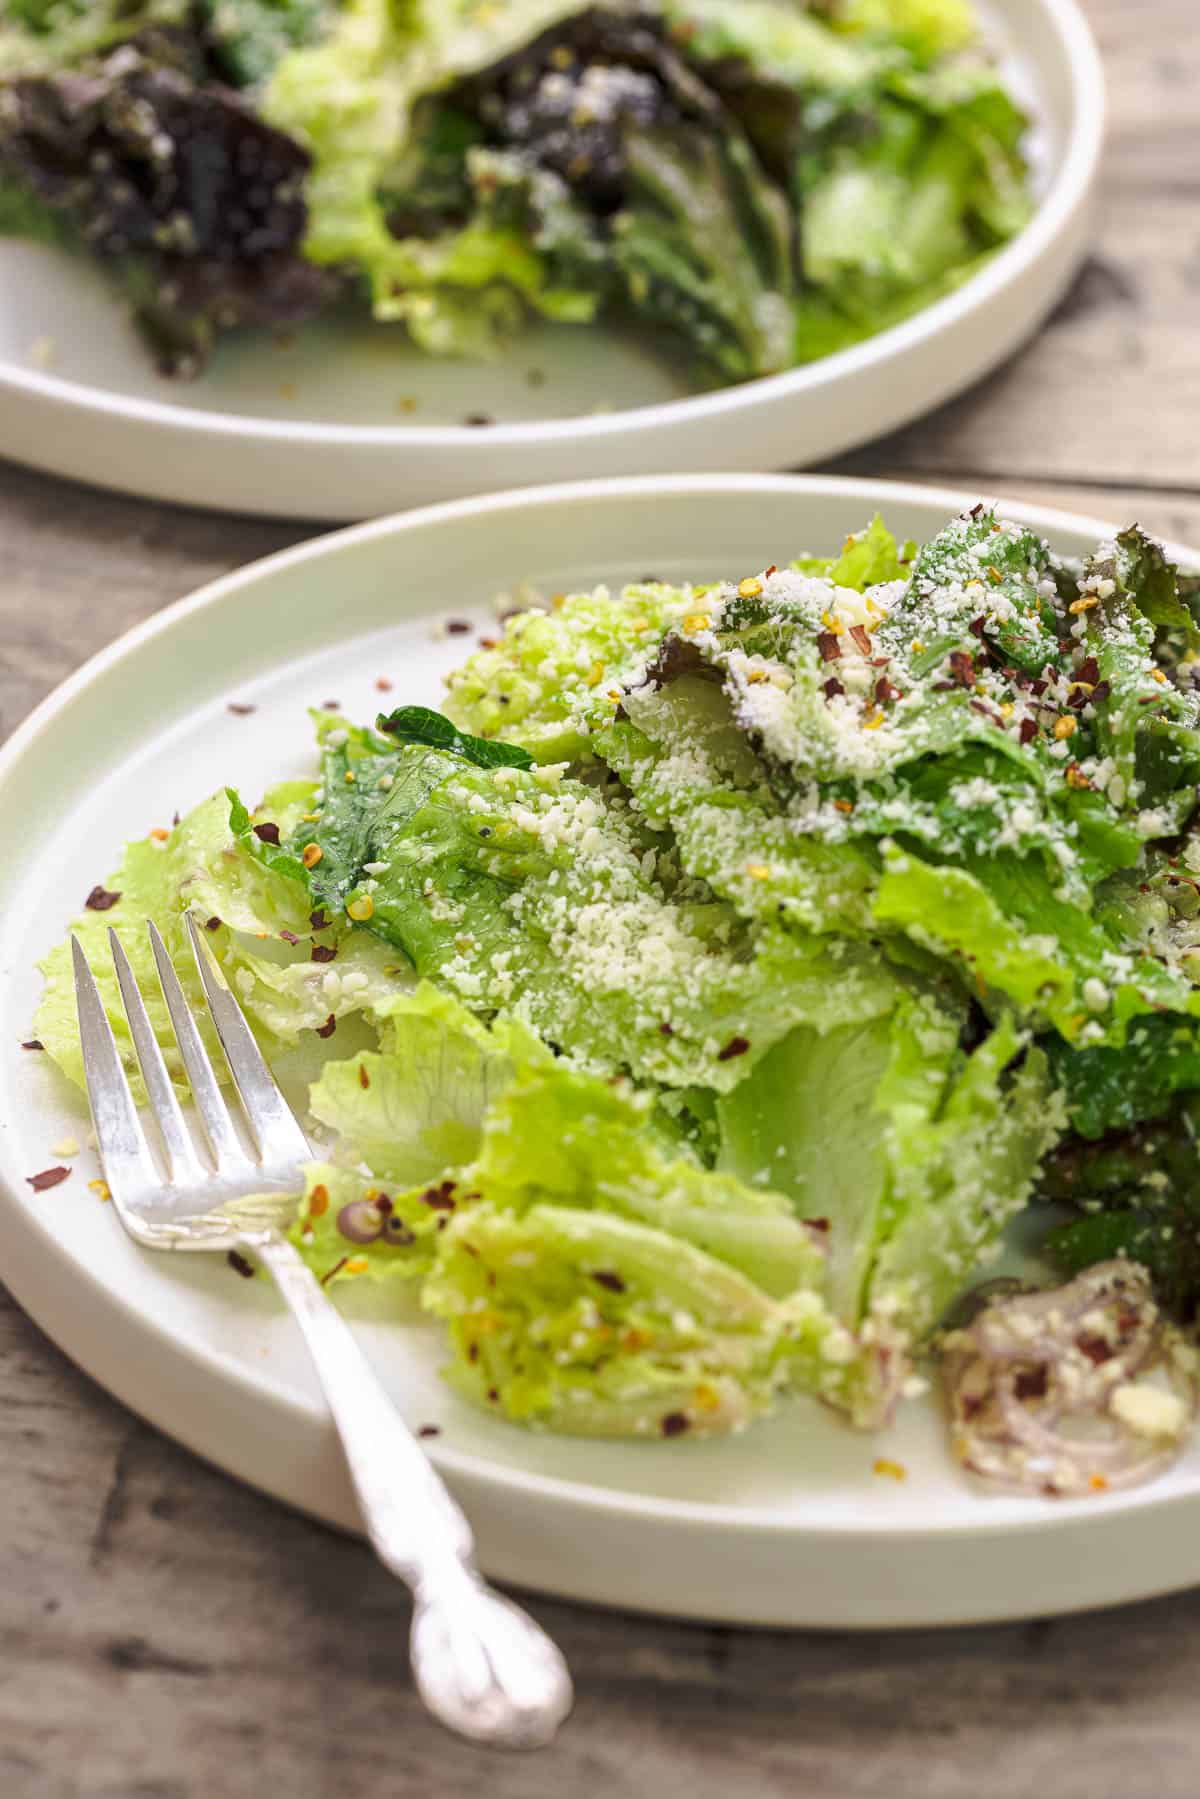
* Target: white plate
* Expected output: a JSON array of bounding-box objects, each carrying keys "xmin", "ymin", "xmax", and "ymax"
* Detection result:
[
  {"xmin": 5, "ymin": 473, "xmax": 1195, "ymax": 1631},
  {"xmin": 0, "ymin": 1, "xmax": 1102, "ymax": 521}
]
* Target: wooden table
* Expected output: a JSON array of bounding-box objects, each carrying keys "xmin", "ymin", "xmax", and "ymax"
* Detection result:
[{"xmin": 2, "ymin": 3, "xmax": 1197, "ymax": 1791}]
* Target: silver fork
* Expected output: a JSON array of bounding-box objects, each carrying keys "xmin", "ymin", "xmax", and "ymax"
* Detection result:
[{"xmin": 71, "ymin": 912, "xmax": 572, "ymax": 1749}]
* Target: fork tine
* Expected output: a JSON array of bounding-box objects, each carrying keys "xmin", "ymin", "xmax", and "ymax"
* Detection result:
[
  {"xmin": 147, "ymin": 921, "xmax": 252, "ymax": 1172},
  {"xmin": 71, "ymin": 936, "xmax": 160, "ymax": 1197},
  {"xmin": 108, "ymin": 928, "xmax": 208, "ymax": 1186},
  {"xmin": 184, "ymin": 913, "xmax": 311, "ymax": 1166}
]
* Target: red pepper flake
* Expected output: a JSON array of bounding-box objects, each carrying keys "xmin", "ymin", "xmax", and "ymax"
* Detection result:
[
  {"xmin": 717, "ymin": 1035, "xmax": 750, "ymax": 1062},
  {"xmin": 27, "ymin": 1166, "xmax": 70, "ymax": 1192},
  {"xmin": 253, "ymin": 821, "xmax": 281, "ymax": 846},
  {"xmin": 970, "ymin": 699, "xmax": 1000, "ymax": 723},
  {"xmin": 227, "ymin": 702, "xmax": 256, "ymax": 716},
  {"xmin": 311, "ymin": 944, "xmax": 337, "ymax": 964},
  {"xmin": 1090, "ymin": 680, "xmax": 1111, "ymax": 704},
  {"xmin": 227, "ymin": 1250, "xmax": 255, "ymax": 1280},
  {"xmin": 486, "ymin": 1387, "xmax": 500, "ymax": 1403},
  {"xmin": 321, "ymin": 700, "xmax": 340, "ymax": 711},
  {"xmin": 21, "ymin": 1039, "xmax": 43, "ymax": 1051},
  {"xmin": 764, "ymin": 564, "xmax": 778, "ymax": 577},
  {"xmin": 968, "ymin": 616, "xmax": 986, "ymax": 639},
  {"xmin": 805, "ymin": 1217, "xmax": 830, "ymax": 1232},
  {"xmin": 478, "ymin": 636, "xmax": 499, "ymax": 650},
  {"xmin": 874, "ymin": 675, "xmax": 902, "ymax": 705},
  {"xmin": 817, "ymin": 631, "xmax": 841, "ymax": 663},
  {"xmin": 172, "ymin": 811, "xmax": 181, "ymax": 828},
  {"xmin": 205, "ymin": 915, "xmax": 221, "ymax": 932},
  {"xmin": 658, "ymin": 1020, "xmax": 674, "ymax": 1036},
  {"xmin": 849, "ymin": 624, "xmax": 872, "ymax": 656},
  {"xmin": 375, "ymin": 677, "xmax": 393, "ymax": 692},
  {"xmin": 591, "ymin": 1270, "xmax": 626, "ymax": 1293},
  {"xmin": 467, "ymin": 1342, "xmax": 479, "ymax": 1363},
  {"xmin": 320, "ymin": 1256, "xmax": 348, "ymax": 1288},
  {"xmin": 1019, "ymin": 718, "xmax": 1038, "ymax": 745},
  {"xmin": 463, "ymin": 412, "xmax": 494, "ymax": 428},
  {"xmin": 358, "ymin": 1064, "xmax": 371, "ymax": 1091},
  {"xmin": 84, "ymin": 885, "xmax": 121, "ymax": 912},
  {"xmin": 417, "ymin": 1424, "xmax": 441, "ymax": 1439},
  {"xmin": 279, "ymin": 930, "xmax": 300, "ymax": 945},
  {"xmin": 1014, "ymin": 1367, "xmax": 1048, "ymax": 1400},
  {"xmin": 316, "ymin": 1014, "xmax": 337, "ymax": 1039},
  {"xmin": 445, "ymin": 619, "xmax": 472, "ymax": 636},
  {"xmin": 947, "ymin": 649, "xmax": 976, "ymax": 687},
  {"xmin": 822, "ymin": 676, "xmax": 845, "ymax": 699},
  {"xmin": 1077, "ymin": 1334, "xmax": 1113, "ymax": 1365},
  {"xmin": 1076, "ymin": 656, "xmax": 1100, "ymax": 686},
  {"xmin": 660, "ymin": 1412, "xmax": 690, "ymax": 1438},
  {"xmin": 1028, "ymin": 677, "xmax": 1049, "ymax": 697},
  {"xmin": 421, "ymin": 1180, "xmax": 458, "ymax": 1212},
  {"xmin": 310, "ymin": 908, "xmax": 330, "ymax": 930}
]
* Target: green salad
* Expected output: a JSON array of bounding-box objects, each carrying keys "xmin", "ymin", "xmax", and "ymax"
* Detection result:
[
  {"xmin": 34, "ymin": 507, "xmax": 1200, "ymax": 1493},
  {"xmin": 0, "ymin": 0, "xmax": 1032, "ymax": 382}
]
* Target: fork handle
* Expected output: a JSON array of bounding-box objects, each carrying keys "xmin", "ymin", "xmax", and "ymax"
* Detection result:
[{"xmin": 252, "ymin": 1231, "xmax": 572, "ymax": 1748}]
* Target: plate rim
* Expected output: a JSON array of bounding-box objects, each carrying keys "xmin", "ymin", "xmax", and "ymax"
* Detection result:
[
  {"xmin": 3, "ymin": 470, "xmax": 1199, "ymax": 1557},
  {"xmin": 0, "ymin": 0, "xmax": 1104, "ymax": 452}
]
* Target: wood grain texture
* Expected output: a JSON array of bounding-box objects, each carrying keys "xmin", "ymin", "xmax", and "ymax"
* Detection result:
[{"xmin": 2, "ymin": 1, "xmax": 1199, "ymax": 1793}]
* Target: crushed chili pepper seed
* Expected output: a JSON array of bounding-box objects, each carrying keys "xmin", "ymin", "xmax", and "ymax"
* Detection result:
[
  {"xmin": 358, "ymin": 1064, "xmax": 371, "ymax": 1091},
  {"xmin": 375, "ymin": 677, "xmax": 393, "ymax": 692},
  {"xmin": 27, "ymin": 1166, "xmax": 70, "ymax": 1192},
  {"xmin": 302, "ymin": 844, "xmax": 324, "ymax": 869},
  {"xmin": 421, "ymin": 1181, "xmax": 458, "ymax": 1212},
  {"xmin": 149, "ymin": 827, "xmax": 170, "ymax": 843},
  {"xmin": 418, "ymin": 1424, "xmax": 441, "ymax": 1439},
  {"xmin": 833, "ymin": 798, "xmax": 854, "ymax": 814},
  {"xmin": 873, "ymin": 1458, "xmax": 907, "ymax": 1481},
  {"xmin": 226, "ymin": 702, "xmax": 256, "ymax": 716},
  {"xmin": 445, "ymin": 619, "xmax": 471, "ymax": 635},
  {"xmin": 308, "ymin": 1185, "xmax": 330, "ymax": 1218},
  {"xmin": 88, "ymin": 1178, "xmax": 111, "ymax": 1202},
  {"xmin": 85, "ymin": 885, "xmax": 121, "ymax": 911}
]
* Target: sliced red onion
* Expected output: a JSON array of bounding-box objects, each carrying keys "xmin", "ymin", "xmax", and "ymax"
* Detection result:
[
  {"xmin": 940, "ymin": 1261, "xmax": 1198, "ymax": 1497},
  {"xmin": 336, "ymin": 1200, "xmax": 384, "ymax": 1245}
]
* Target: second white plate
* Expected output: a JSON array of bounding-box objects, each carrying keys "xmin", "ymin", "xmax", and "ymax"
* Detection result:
[
  {"xmin": 0, "ymin": 0, "xmax": 1102, "ymax": 519},
  {"xmin": 3, "ymin": 473, "xmax": 1200, "ymax": 1629}
]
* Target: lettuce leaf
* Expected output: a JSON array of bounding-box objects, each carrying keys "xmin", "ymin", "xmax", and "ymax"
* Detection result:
[{"xmin": 36, "ymin": 786, "xmax": 409, "ymax": 1102}]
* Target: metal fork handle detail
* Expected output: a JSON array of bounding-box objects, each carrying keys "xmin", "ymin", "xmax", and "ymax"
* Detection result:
[{"xmin": 253, "ymin": 1233, "xmax": 573, "ymax": 1748}]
